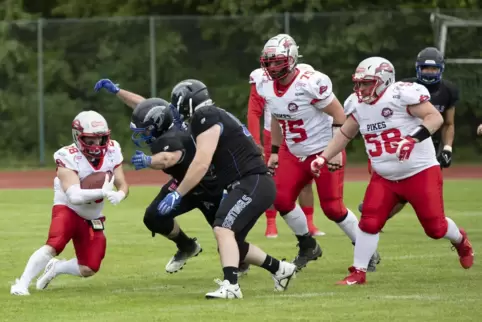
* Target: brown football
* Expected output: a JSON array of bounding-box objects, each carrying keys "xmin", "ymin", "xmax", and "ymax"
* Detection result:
[{"xmin": 80, "ymin": 172, "xmax": 113, "ymax": 189}]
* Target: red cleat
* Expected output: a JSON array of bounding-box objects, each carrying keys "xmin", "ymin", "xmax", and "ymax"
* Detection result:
[
  {"xmin": 265, "ymin": 221, "xmax": 278, "ymax": 238},
  {"xmin": 308, "ymin": 223, "xmax": 325, "ymax": 237},
  {"xmin": 336, "ymin": 266, "xmax": 366, "ymax": 285},
  {"xmin": 452, "ymin": 229, "xmax": 474, "ymax": 269}
]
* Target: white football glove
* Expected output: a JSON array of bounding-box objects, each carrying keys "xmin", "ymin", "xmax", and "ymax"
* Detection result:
[
  {"xmin": 105, "ymin": 191, "xmax": 126, "ymax": 206},
  {"xmin": 101, "ymin": 173, "xmax": 115, "ymax": 196}
]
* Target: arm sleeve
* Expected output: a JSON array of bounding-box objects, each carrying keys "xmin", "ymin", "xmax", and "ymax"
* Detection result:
[{"xmin": 247, "ymin": 84, "xmax": 265, "ymax": 145}]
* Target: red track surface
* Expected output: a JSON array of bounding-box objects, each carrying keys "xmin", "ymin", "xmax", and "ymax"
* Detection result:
[{"xmin": 0, "ymin": 165, "xmax": 480, "ymax": 189}]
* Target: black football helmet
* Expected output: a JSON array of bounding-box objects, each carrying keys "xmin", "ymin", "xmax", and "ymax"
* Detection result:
[
  {"xmin": 130, "ymin": 97, "xmax": 173, "ymax": 147},
  {"xmin": 170, "ymin": 79, "xmax": 212, "ymax": 120},
  {"xmin": 415, "ymin": 47, "xmax": 445, "ymax": 84}
]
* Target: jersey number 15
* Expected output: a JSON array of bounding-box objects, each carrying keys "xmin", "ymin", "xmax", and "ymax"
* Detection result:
[{"xmin": 278, "ymin": 119, "xmax": 308, "ymax": 143}]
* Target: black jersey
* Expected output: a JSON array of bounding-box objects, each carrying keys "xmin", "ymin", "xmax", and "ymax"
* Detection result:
[
  {"xmin": 149, "ymin": 127, "xmax": 219, "ymax": 195},
  {"xmin": 189, "ymin": 105, "xmax": 269, "ymax": 189},
  {"xmin": 402, "ymin": 78, "xmax": 459, "ymax": 150}
]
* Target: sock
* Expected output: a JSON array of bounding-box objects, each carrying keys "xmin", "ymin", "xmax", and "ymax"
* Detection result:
[
  {"xmin": 282, "ymin": 204, "xmax": 309, "ymax": 236},
  {"xmin": 19, "ymin": 245, "xmax": 53, "ymax": 287},
  {"xmin": 54, "ymin": 258, "xmax": 82, "ymax": 277},
  {"xmin": 296, "ymin": 233, "xmax": 317, "ymax": 249},
  {"xmin": 260, "ymin": 255, "xmax": 280, "ymax": 274},
  {"xmin": 444, "ymin": 217, "xmax": 463, "ymax": 244},
  {"xmin": 302, "ymin": 206, "xmax": 314, "ymax": 224},
  {"xmin": 223, "ymin": 266, "xmax": 238, "ymax": 285},
  {"xmin": 353, "ymin": 227, "xmax": 379, "ymax": 270},
  {"xmin": 266, "ymin": 209, "xmax": 277, "ymax": 222},
  {"xmin": 336, "ymin": 209, "xmax": 358, "ymax": 243},
  {"xmin": 169, "ymin": 229, "xmax": 193, "ymax": 250}
]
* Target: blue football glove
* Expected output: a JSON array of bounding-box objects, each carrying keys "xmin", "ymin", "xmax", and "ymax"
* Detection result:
[
  {"xmin": 169, "ymin": 103, "xmax": 185, "ymax": 130},
  {"xmin": 131, "ymin": 150, "xmax": 152, "ymax": 170},
  {"xmin": 94, "ymin": 79, "xmax": 120, "ymax": 94},
  {"xmin": 157, "ymin": 191, "xmax": 182, "ymax": 216}
]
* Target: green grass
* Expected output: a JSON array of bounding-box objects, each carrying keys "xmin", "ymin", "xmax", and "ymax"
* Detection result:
[{"xmin": 1, "ymin": 181, "xmax": 481, "ymax": 322}]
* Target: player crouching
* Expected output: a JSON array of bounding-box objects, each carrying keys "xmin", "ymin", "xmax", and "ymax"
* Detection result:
[
  {"xmin": 311, "ymin": 57, "xmax": 474, "ymax": 285},
  {"xmin": 11, "ymin": 111, "xmax": 129, "ymax": 295}
]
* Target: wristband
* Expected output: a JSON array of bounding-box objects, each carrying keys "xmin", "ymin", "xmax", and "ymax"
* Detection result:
[
  {"xmin": 271, "ymin": 145, "xmax": 280, "ymax": 154},
  {"xmin": 408, "ymin": 125, "xmax": 431, "ymax": 142}
]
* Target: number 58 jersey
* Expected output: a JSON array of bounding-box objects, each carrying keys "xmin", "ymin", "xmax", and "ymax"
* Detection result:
[
  {"xmin": 255, "ymin": 68, "xmax": 335, "ymax": 157},
  {"xmin": 345, "ymin": 82, "xmax": 439, "ymax": 181},
  {"xmin": 52, "ymin": 140, "xmax": 124, "ymax": 220}
]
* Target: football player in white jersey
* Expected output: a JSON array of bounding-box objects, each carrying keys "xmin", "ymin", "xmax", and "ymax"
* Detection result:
[
  {"xmin": 248, "ymin": 62, "xmax": 324, "ymax": 238},
  {"xmin": 256, "ymin": 34, "xmax": 380, "ymax": 272},
  {"xmin": 311, "ymin": 56, "xmax": 474, "ymax": 285},
  {"xmin": 11, "ymin": 111, "xmax": 129, "ymax": 295}
]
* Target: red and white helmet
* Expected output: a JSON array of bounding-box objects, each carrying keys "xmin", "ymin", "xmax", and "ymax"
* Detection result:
[
  {"xmin": 260, "ymin": 34, "xmax": 300, "ymax": 80},
  {"xmin": 352, "ymin": 57, "xmax": 395, "ymax": 104},
  {"xmin": 71, "ymin": 111, "xmax": 111, "ymax": 159}
]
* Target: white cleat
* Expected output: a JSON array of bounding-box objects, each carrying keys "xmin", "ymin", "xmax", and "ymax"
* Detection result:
[
  {"xmin": 36, "ymin": 258, "xmax": 60, "ymax": 290},
  {"xmin": 165, "ymin": 239, "xmax": 202, "ymax": 274},
  {"xmin": 272, "ymin": 260, "xmax": 297, "ymax": 292},
  {"xmin": 205, "ymin": 279, "xmax": 243, "ymax": 299},
  {"xmin": 10, "ymin": 279, "xmax": 30, "ymax": 296}
]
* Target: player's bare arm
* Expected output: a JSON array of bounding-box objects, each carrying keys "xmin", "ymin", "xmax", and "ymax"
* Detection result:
[
  {"xmin": 176, "ymin": 125, "xmax": 221, "ymax": 196},
  {"xmin": 116, "ymin": 89, "xmax": 146, "ymax": 109},
  {"xmin": 113, "ymin": 165, "xmax": 129, "ymax": 197},
  {"xmin": 321, "ymin": 97, "xmax": 347, "ymax": 126},
  {"xmin": 441, "ymin": 107, "xmax": 455, "ymax": 148},
  {"xmin": 57, "ymin": 166, "xmax": 114, "ymax": 205},
  {"xmin": 311, "ymin": 116, "xmax": 359, "ymax": 176},
  {"xmin": 407, "ymin": 101, "xmax": 444, "ymax": 139},
  {"xmin": 268, "ymin": 116, "xmax": 282, "ymax": 169},
  {"xmin": 149, "ymin": 151, "xmax": 184, "ymax": 170}
]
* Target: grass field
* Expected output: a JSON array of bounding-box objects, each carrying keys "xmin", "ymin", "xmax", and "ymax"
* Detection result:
[{"xmin": 1, "ymin": 180, "xmax": 481, "ymax": 322}]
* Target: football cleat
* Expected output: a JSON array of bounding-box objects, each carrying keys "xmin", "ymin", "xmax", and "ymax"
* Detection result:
[
  {"xmin": 452, "ymin": 228, "xmax": 474, "ymax": 269},
  {"xmin": 10, "ymin": 279, "xmax": 30, "ymax": 296},
  {"xmin": 165, "ymin": 238, "xmax": 202, "ymax": 273},
  {"xmin": 272, "ymin": 260, "xmax": 297, "ymax": 291},
  {"xmin": 367, "ymin": 251, "xmax": 381, "ymax": 272},
  {"xmin": 336, "ymin": 266, "xmax": 366, "ymax": 285},
  {"xmin": 36, "ymin": 258, "xmax": 60, "ymax": 290},
  {"xmin": 205, "ymin": 279, "xmax": 243, "ymax": 299},
  {"xmin": 292, "ymin": 242, "xmax": 322, "ymax": 271}
]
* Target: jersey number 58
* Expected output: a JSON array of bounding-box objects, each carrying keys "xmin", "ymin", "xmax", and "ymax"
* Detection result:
[{"xmin": 363, "ymin": 129, "xmax": 402, "ymax": 157}]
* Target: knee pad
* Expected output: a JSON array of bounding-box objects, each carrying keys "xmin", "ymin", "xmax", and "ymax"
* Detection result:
[
  {"xmin": 143, "ymin": 208, "xmax": 175, "ymax": 236},
  {"xmin": 237, "ymin": 241, "xmax": 250, "ymax": 262},
  {"xmin": 424, "ymin": 221, "xmax": 448, "ymax": 240},
  {"xmin": 320, "ymin": 199, "xmax": 347, "ymax": 222},
  {"xmin": 358, "ymin": 218, "xmax": 383, "ymax": 235}
]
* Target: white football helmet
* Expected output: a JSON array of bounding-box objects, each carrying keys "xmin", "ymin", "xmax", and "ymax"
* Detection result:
[
  {"xmin": 71, "ymin": 111, "xmax": 111, "ymax": 159},
  {"xmin": 352, "ymin": 57, "xmax": 395, "ymax": 103},
  {"xmin": 260, "ymin": 34, "xmax": 300, "ymax": 80}
]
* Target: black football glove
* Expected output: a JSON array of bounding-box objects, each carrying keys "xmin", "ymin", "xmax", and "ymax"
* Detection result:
[{"xmin": 438, "ymin": 147, "xmax": 452, "ymax": 168}]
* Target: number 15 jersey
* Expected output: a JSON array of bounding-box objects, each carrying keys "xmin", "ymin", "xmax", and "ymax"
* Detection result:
[
  {"xmin": 255, "ymin": 68, "xmax": 336, "ymax": 157},
  {"xmin": 344, "ymin": 82, "xmax": 439, "ymax": 181}
]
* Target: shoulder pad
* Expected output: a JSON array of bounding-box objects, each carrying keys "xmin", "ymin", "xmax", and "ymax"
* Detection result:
[
  {"xmin": 53, "ymin": 144, "xmax": 80, "ymax": 171},
  {"xmin": 343, "ymin": 93, "xmax": 358, "ymax": 115},
  {"xmin": 108, "ymin": 139, "xmax": 124, "ymax": 165},
  {"xmin": 393, "ymin": 82, "xmax": 431, "ymax": 106},
  {"xmin": 249, "ymin": 68, "xmax": 267, "ymax": 84},
  {"xmin": 297, "ymin": 63, "xmax": 315, "ymax": 71},
  {"xmin": 303, "ymin": 70, "xmax": 334, "ymax": 101}
]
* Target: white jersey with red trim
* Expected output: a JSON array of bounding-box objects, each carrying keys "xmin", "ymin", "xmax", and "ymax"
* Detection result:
[
  {"xmin": 249, "ymin": 64, "xmax": 315, "ymax": 133},
  {"xmin": 52, "ymin": 140, "xmax": 123, "ymax": 220},
  {"xmin": 345, "ymin": 81, "xmax": 439, "ymax": 181},
  {"xmin": 255, "ymin": 67, "xmax": 335, "ymax": 157}
]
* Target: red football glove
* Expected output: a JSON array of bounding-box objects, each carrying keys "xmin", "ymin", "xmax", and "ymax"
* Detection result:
[{"xmin": 396, "ymin": 137, "xmax": 416, "ymax": 162}]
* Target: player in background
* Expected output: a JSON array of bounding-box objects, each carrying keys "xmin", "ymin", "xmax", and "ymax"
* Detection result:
[
  {"xmin": 11, "ymin": 111, "xmax": 129, "ymax": 295},
  {"xmin": 257, "ymin": 34, "xmax": 380, "ymax": 272},
  {"xmin": 311, "ymin": 57, "xmax": 474, "ymax": 285},
  {"xmin": 157, "ymin": 79, "xmax": 297, "ymax": 299},
  {"xmin": 358, "ymin": 47, "xmax": 460, "ymax": 217},
  {"xmin": 129, "ymin": 98, "xmax": 224, "ymax": 274},
  {"xmin": 248, "ymin": 62, "xmax": 324, "ymax": 238}
]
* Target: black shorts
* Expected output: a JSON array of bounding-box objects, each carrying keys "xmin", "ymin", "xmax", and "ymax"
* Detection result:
[
  {"xmin": 146, "ymin": 178, "xmax": 223, "ymax": 226},
  {"xmin": 213, "ymin": 173, "xmax": 276, "ymax": 240}
]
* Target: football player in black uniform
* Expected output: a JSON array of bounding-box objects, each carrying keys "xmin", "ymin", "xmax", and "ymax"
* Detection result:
[
  {"xmin": 157, "ymin": 79, "xmax": 297, "ymax": 299},
  {"xmin": 358, "ymin": 47, "xmax": 460, "ymax": 218},
  {"xmin": 129, "ymin": 98, "xmax": 224, "ymax": 274}
]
